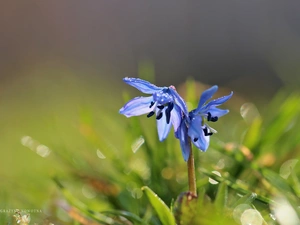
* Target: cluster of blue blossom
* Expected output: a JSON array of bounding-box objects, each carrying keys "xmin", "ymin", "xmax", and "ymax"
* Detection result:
[{"xmin": 119, "ymin": 77, "xmax": 233, "ymax": 161}]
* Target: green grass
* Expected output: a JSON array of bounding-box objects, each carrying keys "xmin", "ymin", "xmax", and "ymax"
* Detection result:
[{"xmin": 1, "ymin": 68, "xmax": 300, "ymax": 224}]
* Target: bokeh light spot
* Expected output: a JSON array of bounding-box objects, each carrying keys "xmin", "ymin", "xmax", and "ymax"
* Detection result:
[
  {"xmin": 233, "ymin": 204, "xmax": 252, "ymax": 224},
  {"xmin": 36, "ymin": 145, "xmax": 51, "ymax": 158},
  {"xmin": 240, "ymin": 102, "xmax": 260, "ymax": 124},
  {"xmin": 240, "ymin": 209, "xmax": 263, "ymax": 225},
  {"xmin": 279, "ymin": 159, "xmax": 298, "ymax": 179},
  {"xmin": 96, "ymin": 149, "xmax": 106, "ymax": 159},
  {"xmin": 21, "ymin": 136, "xmax": 51, "ymax": 157},
  {"xmin": 272, "ymin": 197, "xmax": 300, "ymax": 225},
  {"xmin": 131, "ymin": 136, "xmax": 145, "ymax": 153},
  {"xmin": 82, "ymin": 184, "xmax": 97, "ymax": 199},
  {"xmin": 131, "ymin": 188, "xmax": 143, "ymax": 199},
  {"xmin": 208, "ymin": 171, "xmax": 221, "ymax": 185}
]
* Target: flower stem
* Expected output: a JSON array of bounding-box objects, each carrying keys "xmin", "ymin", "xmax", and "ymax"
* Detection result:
[{"xmin": 187, "ymin": 138, "xmax": 197, "ymax": 196}]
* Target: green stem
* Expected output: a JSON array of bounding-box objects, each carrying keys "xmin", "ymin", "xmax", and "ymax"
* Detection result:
[{"xmin": 187, "ymin": 138, "xmax": 197, "ymax": 196}]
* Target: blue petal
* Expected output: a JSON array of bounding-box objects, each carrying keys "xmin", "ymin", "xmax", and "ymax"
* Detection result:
[
  {"xmin": 156, "ymin": 108, "xmax": 172, "ymax": 141},
  {"xmin": 204, "ymin": 91, "xmax": 233, "ymax": 110},
  {"xmin": 170, "ymin": 104, "xmax": 182, "ymax": 132},
  {"xmin": 193, "ymin": 126, "xmax": 210, "ymax": 152},
  {"xmin": 188, "ymin": 116, "xmax": 210, "ymax": 151},
  {"xmin": 123, "ymin": 77, "xmax": 162, "ymax": 94},
  {"xmin": 175, "ymin": 121, "xmax": 190, "ymax": 161},
  {"xmin": 196, "ymin": 85, "xmax": 218, "ymax": 112},
  {"xmin": 119, "ymin": 96, "xmax": 153, "ymax": 117},
  {"xmin": 206, "ymin": 107, "xmax": 229, "ymax": 118},
  {"xmin": 169, "ymin": 87, "xmax": 188, "ymax": 117},
  {"xmin": 187, "ymin": 116, "xmax": 203, "ymax": 140}
]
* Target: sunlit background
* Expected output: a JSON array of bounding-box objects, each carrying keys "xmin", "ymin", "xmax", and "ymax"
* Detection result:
[{"xmin": 1, "ymin": 1, "xmax": 300, "ymax": 224}]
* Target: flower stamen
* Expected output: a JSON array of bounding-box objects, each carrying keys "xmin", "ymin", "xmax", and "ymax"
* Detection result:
[
  {"xmin": 203, "ymin": 127, "xmax": 213, "ymax": 136},
  {"xmin": 149, "ymin": 101, "xmax": 155, "ymax": 108},
  {"xmin": 207, "ymin": 112, "xmax": 218, "ymax": 122},
  {"xmin": 147, "ymin": 111, "xmax": 155, "ymax": 118},
  {"xmin": 156, "ymin": 112, "xmax": 163, "ymax": 120},
  {"xmin": 165, "ymin": 102, "xmax": 174, "ymax": 124}
]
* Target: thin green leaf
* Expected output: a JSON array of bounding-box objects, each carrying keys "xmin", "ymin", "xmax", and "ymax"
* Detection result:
[
  {"xmin": 231, "ymin": 192, "xmax": 257, "ymax": 208},
  {"xmin": 214, "ymin": 182, "xmax": 228, "ymax": 210},
  {"xmin": 141, "ymin": 186, "xmax": 176, "ymax": 225},
  {"xmin": 261, "ymin": 169, "xmax": 293, "ymax": 193}
]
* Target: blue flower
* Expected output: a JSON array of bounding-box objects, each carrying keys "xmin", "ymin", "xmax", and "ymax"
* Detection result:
[
  {"xmin": 120, "ymin": 77, "xmax": 188, "ymax": 141},
  {"xmin": 175, "ymin": 85, "xmax": 233, "ymax": 161}
]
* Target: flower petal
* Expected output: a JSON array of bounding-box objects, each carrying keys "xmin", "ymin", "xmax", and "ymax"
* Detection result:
[
  {"xmin": 123, "ymin": 77, "xmax": 162, "ymax": 94},
  {"xmin": 188, "ymin": 115, "xmax": 203, "ymax": 140},
  {"xmin": 156, "ymin": 108, "xmax": 172, "ymax": 141},
  {"xmin": 119, "ymin": 96, "xmax": 153, "ymax": 117},
  {"xmin": 169, "ymin": 87, "xmax": 188, "ymax": 117},
  {"xmin": 207, "ymin": 107, "xmax": 229, "ymax": 118},
  {"xmin": 175, "ymin": 121, "xmax": 190, "ymax": 161},
  {"xmin": 193, "ymin": 127, "xmax": 210, "ymax": 152},
  {"xmin": 204, "ymin": 91, "xmax": 233, "ymax": 110},
  {"xmin": 170, "ymin": 104, "xmax": 182, "ymax": 132},
  {"xmin": 196, "ymin": 85, "xmax": 218, "ymax": 112},
  {"xmin": 188, "ymin": 116, "xmax": 210, "ymax": 151}
]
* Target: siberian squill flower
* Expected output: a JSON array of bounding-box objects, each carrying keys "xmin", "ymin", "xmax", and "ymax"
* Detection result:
[
  {"xmin": 120, "ymin": 77, "xmax": 188, "ymax": 141},
  {"xmin": 176, "ymin": 85, "xmax": 233, "ymax": 161}
]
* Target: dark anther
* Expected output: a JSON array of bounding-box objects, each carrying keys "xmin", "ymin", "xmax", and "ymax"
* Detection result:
[
  {"xmin": 157, "ymin": 105, "xmax": 164, "ymax": 110},
  {"xmin": 207, "ymin": 112, "xmax": 212, "ymax": 121},
  {"xmin": 165, "ymin": 109, "xmax": 171, "ymax": 124},
  {"xmin": 207, "ymin": 112, "xmax": 218, "ymax": 122},
  {"xmin": 147, "ymin": 111, "xmax": 155, "ymax": 118},
  {"xmin": 203, "ymin": 127, "xmax": 213, "ymax": 136},
  {"xmin": 149, "ymin": 101, "xmax": 155, "ymax": 108},
  {"xmin": 193, "ymin": 138, "xmax": 198, "ymax": 142},
  {"xmin": 156, "ymin": 112, "xmax": 163, "ymax": 120},
  {"xmin": 165, "ymin": 103, "xmax": 174, "ymax": 124},
  {"xmin": 168, "ymin": 102, "xmax": 174, "ymax": 111},
  {"xmin": 210, "ymin": 116, "xmax": 218, "ymax": 122}
]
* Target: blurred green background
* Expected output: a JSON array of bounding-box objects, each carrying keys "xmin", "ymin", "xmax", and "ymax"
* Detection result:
[{"xmin": 1, "ymin": 1, "xmax": 300, "ymax": 224}]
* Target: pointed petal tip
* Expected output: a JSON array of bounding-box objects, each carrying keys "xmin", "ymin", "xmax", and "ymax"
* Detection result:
[
  {"xmin": 223, "ymin": 90, "xmax": 234, "ymax": 102},
  {"xmin": 119, "ymin": 107, "xmax": 125, "ymax": 113},
  {"xmin": 199, "ymin": 148, "xmax": 208, "ymax": 152},
  {"xmin": 158, "ymin": 130, "xmax": 169, "ymax": 142},
  {"xmin": 196, "ymin": 141, "xmax": 209, "ymax": 152},
  {"xmin": 181, "ymin": 142, "xmax": 190, "ymax": 161},
  {"xmin": 183, "ymin": 153, "xmax": 190, "ymax": 162},
  {"xmin": 123, "ymin": 77, "xmax": 136, "ymax": 83},
  {"xmin": 197, "ymin": 85, "xmax": 219, "ymax": 111},
  {"xmin": 159, "ymin": 137, "xmax": 166, "ymax": 142},
  {"xmin": 118, "ymin": 96, "xmax": 153, "ymax": 117},
  {"xmin": 119, "ymin": 109, "xmax": 131, "ymax": 117}
]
